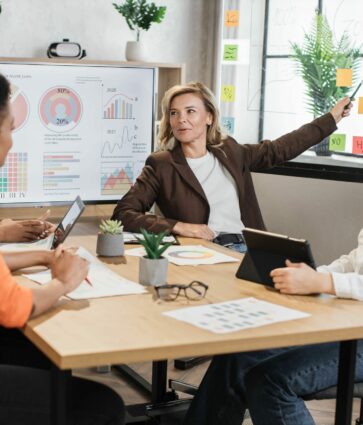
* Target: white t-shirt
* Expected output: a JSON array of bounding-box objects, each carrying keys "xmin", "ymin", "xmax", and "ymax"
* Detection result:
[{"xmin": 186, "ymin": 151, "xmax": 244, "ymax": 236}]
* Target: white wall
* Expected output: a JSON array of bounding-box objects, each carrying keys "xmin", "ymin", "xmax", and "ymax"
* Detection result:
[
  {"xmin": 0, "ymin": 0, "xmax": 216, "ymax": 85},
  {"xmin": 252, "ymin": 173, "xmax": 363, "ymax": 265}
]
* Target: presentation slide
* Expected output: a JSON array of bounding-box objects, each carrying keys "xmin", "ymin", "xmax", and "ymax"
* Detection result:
[{"xmin": 0, "ymin": 62, "xmax": 155, "ymax": 205}]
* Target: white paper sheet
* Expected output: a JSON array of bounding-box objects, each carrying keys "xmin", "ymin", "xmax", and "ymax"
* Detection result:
[
  {"xmin": 23, "ymin": 247, "xmax": 146, "ymax": 300},
  {"xmin": 0, "ymin": 234, "xmax": 54, "ymax": 252},
  {"xmin": 123, "ymin": 232, "xmax": 178, "ymax": 245},
  {"xmin": 125, "ymin": 245, "xmax": 239, "ymax": 266},
  {"xmin": 163, "ymin": 297, "xmax": 310, "ymax": 334}
]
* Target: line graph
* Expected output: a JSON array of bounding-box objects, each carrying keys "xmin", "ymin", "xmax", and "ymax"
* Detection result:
[{"xmin": 101, "ymin": 126, "xmax": 135, "ymax": 157}]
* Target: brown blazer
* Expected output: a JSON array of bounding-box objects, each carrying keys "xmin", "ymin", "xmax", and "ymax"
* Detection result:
[{"xmin": 112, "ymin": 113, "xmax": 337, "ymax": 233}]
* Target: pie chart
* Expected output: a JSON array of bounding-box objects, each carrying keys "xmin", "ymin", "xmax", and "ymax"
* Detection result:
[
  {"xmin": 10, "ymin": 85, "xmax": 29, "ymax": 132},
  {"xmin": 39, "ymin": 86, "xmax": 82, "ymax": 133}
]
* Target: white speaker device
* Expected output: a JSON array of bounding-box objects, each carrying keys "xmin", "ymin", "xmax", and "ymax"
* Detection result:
[{"xmin": 47, "ymin": 39, "xmax": 86, "ymax": 59}]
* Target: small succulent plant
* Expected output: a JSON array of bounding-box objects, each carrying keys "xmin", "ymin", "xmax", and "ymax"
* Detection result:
[
  {"xmin": 99, "ymin": 219, "xmax": 123, "ymax": 235},
  {"xmin": 136, "ymin": 228, "xmax": 172, "ymax": 259}
]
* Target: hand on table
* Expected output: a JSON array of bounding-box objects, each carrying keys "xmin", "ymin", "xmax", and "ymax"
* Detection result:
[
  {"xmin": 172, "ymin": 222, "xmax": 215, "ymax": 240},
  {"xmin": 270, "ymin": 260, "xmax": 334, "ymax": 295}
]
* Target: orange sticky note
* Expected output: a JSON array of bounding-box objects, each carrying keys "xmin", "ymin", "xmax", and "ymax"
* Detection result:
[
  {"xmin": 352, "ymin": 136, "xmax": 363, "ymax": 154},
  {"xmin": 225, "ymin": 10, "xmax": 239, "ymax": 27},
  {"xmin": 336, "ymin": 69, "xmax": 353, "ymax": 87},
  {"xmin": 358, "ymin": 97, "xmax": 363, "ymax": 114}
]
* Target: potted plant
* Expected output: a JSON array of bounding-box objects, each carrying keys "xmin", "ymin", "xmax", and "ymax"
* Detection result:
[
  {"xmin": 112, "ymin": 0, "xmax": 166, "ymax": 61},
  {"xmin": 290, "ymin": 13, "xmax": 361, "ymax": 156},
  {"xmin": 137, "ymin": 228, "xmax": 172, "ymax": 286},
  {"xmin": 96, "ymin": 219, "xmax": 124, "ymax": 257}
]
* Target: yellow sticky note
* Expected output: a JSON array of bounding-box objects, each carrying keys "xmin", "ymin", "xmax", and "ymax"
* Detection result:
[
  {"xmin": 336, "ymin": 69, "xmax": 353, "ymax": 87},
  {"xmin": 358, "ymin": 97, "xmax": 363, "ymax": 114},
  {"xmin": 225, "ymin": 10, "xmax": 239, "ymax": 27},
  {"xmin": 221, "ymin": 85, "xmax": 235, "ymax": 102}
]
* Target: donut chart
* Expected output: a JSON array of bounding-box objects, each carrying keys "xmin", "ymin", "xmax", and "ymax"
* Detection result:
[
  {"xmin": 10, "ymin": 85, "xmax": 29, "ymax": 132},
  {"xmin": 39, "ymin": 86, "xmax": 82, "ymax": 133},
  {"xmin": 167, "ymin": 250, "xmax": 214, "ymax": 259}
]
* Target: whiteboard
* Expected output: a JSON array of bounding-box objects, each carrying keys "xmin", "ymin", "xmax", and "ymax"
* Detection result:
[{"xmin": 0, "ymin": 61, "xmax": 155, "ymax": 206}]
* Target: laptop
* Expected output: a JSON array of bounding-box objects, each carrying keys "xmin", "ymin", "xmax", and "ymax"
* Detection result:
[
  {"xmin": 51, "ymin": 196, "xmax": 85, "ymax": 248},
  {"xmin": 235, "ymin": 228, "xmax": 316, "ymax": 287}
]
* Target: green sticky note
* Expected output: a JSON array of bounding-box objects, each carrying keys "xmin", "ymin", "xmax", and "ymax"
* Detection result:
[
  {"xmin": 329, "ymin": 133, "xmax": 346, "ymax": 152},
  {"xmin": 223, "ymin": 44, "xmax": 238, "ymax": 61},
  {"xmin": 221, "ymin": 85, "xmax": 235, "ymax": 102}
]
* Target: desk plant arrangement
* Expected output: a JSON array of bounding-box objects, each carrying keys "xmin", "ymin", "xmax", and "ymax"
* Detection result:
[
  {"xmin": 112, "ymin": 0, "xmax": 166, "ymax": 61},
  {"xmin": 137, "ymin": 228, "xmax": 172, "ymax": 286},
  {"xmin": 96, "ymin": 219, "xmax": 124, "ymax": 257},
  {"xmin": 290, "ymin": 13, "xmax": 361, "ymax": 155}
]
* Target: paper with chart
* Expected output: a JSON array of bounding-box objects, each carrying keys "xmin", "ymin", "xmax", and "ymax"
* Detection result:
[
  {"xmin": 0, "ymin": 234, "xmax": 54, "ymax": 252},
  {"xmin": 163, "ymin": 297, "xmax": 310, "ymax": 334},
  {"xmin": 125, "ymin": 245, "xmax": 239, "ymax": 266},
  {"xmin": 23, "ymin": 247, "xmax": 146, "ymax": 300}
]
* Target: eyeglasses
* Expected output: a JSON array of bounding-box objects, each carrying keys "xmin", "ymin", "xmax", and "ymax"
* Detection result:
[{"xmin": 155, "ymin": 281, "xmax": 208, "ymax": 301}]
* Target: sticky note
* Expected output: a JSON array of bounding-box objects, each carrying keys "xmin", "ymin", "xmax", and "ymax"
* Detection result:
[
  {"xmin": 358, "ymin": 97, "xmax": 363, "ymax": 114},
  {"xmin": 336, "ymin": 69, "xmax": 353, "ymax": 87},
  {"xmin": 221, "ymin": 117, "xmax": 235, "ymax": 134},
  {"xmin": 352, "ymin": 136, "xmax": 363, "ymax": 154},
  {"xmin": 225, "ymin": 10, "xmax": 239, "ymax": 27},
  {"xmin": 221, "ymin": 85, "xmax": 235, "ymax": 102},
  {"xmin": 329, "ymin": 134, "xmax": 346, "ymax": 152},
  {"xmin": 223, "ymin": 44, "xmax": 238, "ymax": 61}
]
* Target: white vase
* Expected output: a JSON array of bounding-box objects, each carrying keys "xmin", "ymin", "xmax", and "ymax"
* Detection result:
[
  {"xmin": 139, "ymin": 256, "xmax": 168, "ymax": 286},
  {"xmin": 125, "ymin": 41, "xmax": 146, "ymax": 62}
]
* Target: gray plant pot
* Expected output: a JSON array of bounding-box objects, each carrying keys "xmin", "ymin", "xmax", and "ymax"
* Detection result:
[
  {"xmin": 96, "ymin": 233, "xmax": 124, "ymax": 257},
  {"xmin": 139, "ymin": 256, "xmax": 168, "ymax": 286}
]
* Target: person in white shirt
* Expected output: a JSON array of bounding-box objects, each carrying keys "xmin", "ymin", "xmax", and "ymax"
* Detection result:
[{"xmin": 184, "ymin": 229, "xmax": 363, "ymax": 425}]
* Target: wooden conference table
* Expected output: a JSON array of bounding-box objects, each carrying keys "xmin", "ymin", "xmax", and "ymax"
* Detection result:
[{"xmin": 19, "ymin": 219, "xmax": 363, "ymax": 425}]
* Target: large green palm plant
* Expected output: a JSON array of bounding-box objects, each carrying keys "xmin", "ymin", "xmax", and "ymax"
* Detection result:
[{"xmin": 290, "ymin": 13, "xmax": 361, "ymax": 118}]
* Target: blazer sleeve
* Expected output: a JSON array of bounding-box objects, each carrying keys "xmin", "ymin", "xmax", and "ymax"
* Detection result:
[
  {"xmin": 241, "ymin": 113, "xmax": 337, "ymax": 171},
  {"xmin": 0, "ymin": 254, "xmax": 33, "ymax": 328},
  {"xmin": 111, "ymin": 156, "xmax": 178, "ymax": 233}
]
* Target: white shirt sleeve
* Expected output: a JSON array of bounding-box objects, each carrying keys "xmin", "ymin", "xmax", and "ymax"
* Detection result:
[{"xmin": 317, "ymin": 229, "xmax": 363, "ymax": 301}]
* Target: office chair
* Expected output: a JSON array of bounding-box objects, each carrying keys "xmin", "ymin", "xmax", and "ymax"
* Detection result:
[{"xmin": 303, "ymin": 383, "xmax": 363, "ymax": 425}]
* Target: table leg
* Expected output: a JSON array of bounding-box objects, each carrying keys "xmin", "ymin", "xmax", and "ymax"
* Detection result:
[
  {"xmin": 152, "ymin": 360, "xmax": 168, "ymax": 404},
  {"xmin": 51, "ymin": 365, "xmax": 71, "ymax": 425},
  {"xmin": 334, "ymin": 340, "xmax": 357, "ymax": 425}
]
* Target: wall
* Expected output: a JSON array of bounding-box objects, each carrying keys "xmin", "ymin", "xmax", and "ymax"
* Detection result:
[{"xmin": 0, "ymin": 0, "xmax": 217, "ymax": 85}]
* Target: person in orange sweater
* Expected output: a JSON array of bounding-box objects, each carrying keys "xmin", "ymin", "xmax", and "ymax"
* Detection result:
[{"xmin": 0, "ymin": 73, "xmax": 125, "ymax": 424}]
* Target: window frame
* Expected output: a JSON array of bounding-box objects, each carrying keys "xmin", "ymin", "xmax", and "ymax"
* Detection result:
[{"xmin": 258, "ymin": 0, "xmax": 363, "ymax": 183}]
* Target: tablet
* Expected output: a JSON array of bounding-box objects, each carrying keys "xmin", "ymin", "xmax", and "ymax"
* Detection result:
[
  {"xmin": 52, "ymin": 196, "xmax": 85, "ymax": 248},
  {"xmin": 235, "ymin": 228, "xmax": 316, "ymax": 287}
]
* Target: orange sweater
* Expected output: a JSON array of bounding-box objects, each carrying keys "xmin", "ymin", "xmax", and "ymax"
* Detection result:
[{"xmin": 0, "ymin": 254, "xmax": 33, "ymax": 328}]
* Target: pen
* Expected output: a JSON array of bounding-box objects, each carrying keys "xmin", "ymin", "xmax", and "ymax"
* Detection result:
[{"xmin": 85, "ymin": 277, "xmax": 93, "ymax": 287}]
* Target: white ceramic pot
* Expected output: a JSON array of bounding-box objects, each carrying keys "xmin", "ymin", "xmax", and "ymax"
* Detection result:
[
  {"xmin": 139, "ymin": 256, "xmax": 168, "ymax": 286},
  {"xmin": 96, "ymin": 233, "xmax": 124, "ymax": 257},
  {"xmin": 125, "ymin": 41, "xmax": 146, "ymax": 62}
]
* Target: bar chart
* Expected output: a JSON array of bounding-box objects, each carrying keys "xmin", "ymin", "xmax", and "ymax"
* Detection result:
[
  {"xmin": 103, "ymin": 93, "xmax": 134, "ymax": 119},
  {"xmin": 43, "ymin": 153, "xmax": 81, "ymax": 192}
]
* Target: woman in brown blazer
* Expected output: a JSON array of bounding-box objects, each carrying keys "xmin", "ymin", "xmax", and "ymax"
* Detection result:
[{"xmin": 112, "ymin": 82, "xmax": 351, "ymax": 252}]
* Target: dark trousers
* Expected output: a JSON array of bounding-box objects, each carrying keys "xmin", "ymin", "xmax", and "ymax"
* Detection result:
[{"xmin": 0, "ymin": 327, "xmax": 125, "ymax": 425}]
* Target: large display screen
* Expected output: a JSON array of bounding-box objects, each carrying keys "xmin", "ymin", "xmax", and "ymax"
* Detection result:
[{"xmin": 0, "ymin": 61, "xmax": 155, "ymax": 206}]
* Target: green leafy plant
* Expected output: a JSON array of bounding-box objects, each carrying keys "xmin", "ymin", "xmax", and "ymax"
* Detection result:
[
  {"xmin": 290, "ymin": 13, "xmax": 362, "ymax": 117},
  {"xmin": 136, "ymin": 228, "xmax": 172, "ymax": 259},
  {"xmin": 113, "ymin": 0, "xmax": 166, "ymax": 42},
  {"xmin": 99, "ymin": 219, "xmax": 123, "ymax": 235}
]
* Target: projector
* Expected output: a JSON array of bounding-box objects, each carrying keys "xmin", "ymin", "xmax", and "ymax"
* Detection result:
[{"xmin": 47, "ymin": 39, "xmax": 86, "ymax": 59}]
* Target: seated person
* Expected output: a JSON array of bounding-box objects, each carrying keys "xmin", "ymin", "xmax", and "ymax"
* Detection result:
[
  {"xmin": 112, "ymin": 82, "xmax": 351, "ymax": 253},
  {"xmin": 0, "ymin": 73, "xmax": 125, "ymax": 425},
  {"xmin": 183, "ymin": 229, "xmax": 363, "ymax": 425}
]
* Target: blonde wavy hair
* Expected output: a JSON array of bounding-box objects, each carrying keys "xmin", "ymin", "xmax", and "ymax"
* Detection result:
[{"xmin": 158, "ymin": 82, "xmax": 226, "ymax": 150}]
